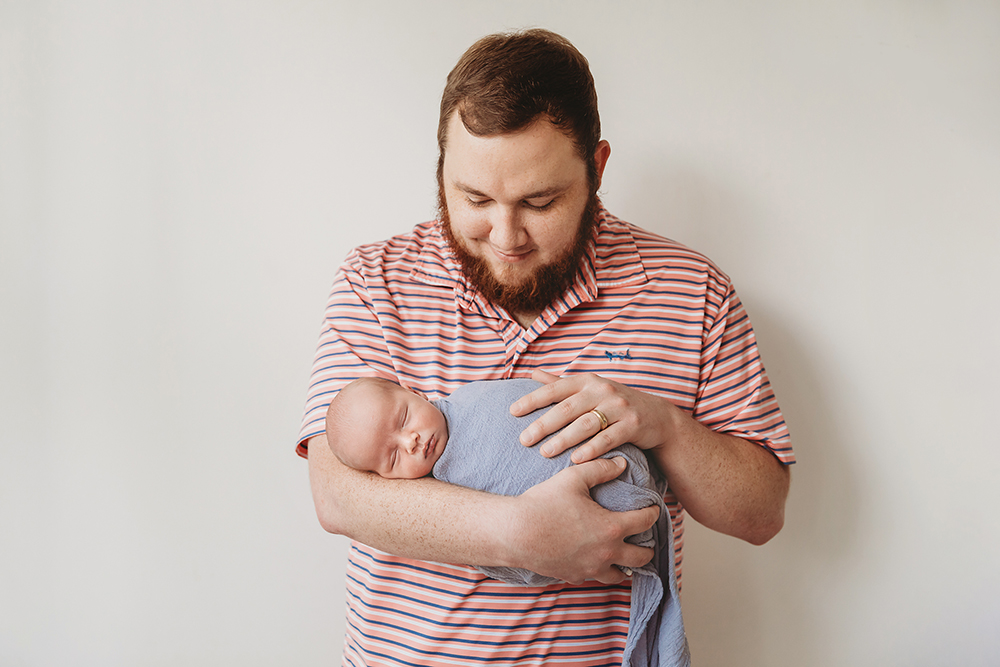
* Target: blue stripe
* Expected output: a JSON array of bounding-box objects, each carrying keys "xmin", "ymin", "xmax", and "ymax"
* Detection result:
[
  {"xmin": 347, "ymin": 564, "xmax": 629, "ymax": 609},
  {"xmin": 346, "ymin": 618, "xmax": 626, "ymax": 664},
  {"xmin": 560, "ymin": 319, "xmax": 706, "ymax": 337},
  {"xmin": 698, "ymin": 367, "xmax": 764, "ymax": 407},
  {"xmin": 333, "ymin": 321, "xmax": 507, "ymax": 347},
  {"xmin": 345, "ymin": 587, "xmax": 628, "ymax": 638},
  {"xmin": 355, "ymin": 546, "xmax": 632, "ymax": 597}
]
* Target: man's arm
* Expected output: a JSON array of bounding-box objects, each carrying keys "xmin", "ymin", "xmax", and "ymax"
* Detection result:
[
  {"xmin": 307, "ymin": 432, "xmax": 661, "ymax": 585},
  {"xmin": 647, "ymin": 402, "xmax": 789, "ymax": 545},
  {"xmin": 513, "ymin": 370, "xmax": 790, "ymax": 545}
]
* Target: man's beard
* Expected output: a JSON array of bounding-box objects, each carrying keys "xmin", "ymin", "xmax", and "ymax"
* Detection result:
[{"xmin": 438, "ymin": 191, "xmax": 599, "ymax": 317}]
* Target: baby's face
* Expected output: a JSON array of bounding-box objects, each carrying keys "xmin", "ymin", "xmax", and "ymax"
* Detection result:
[{"xmin": 347, "ymin": 384, "xmax": 449, "ymax": 479}]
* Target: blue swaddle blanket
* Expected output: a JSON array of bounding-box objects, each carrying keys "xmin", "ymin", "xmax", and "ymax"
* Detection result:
[{"xmin": 432, "ymin": 379, "xmax": 689, "ymax": 667}]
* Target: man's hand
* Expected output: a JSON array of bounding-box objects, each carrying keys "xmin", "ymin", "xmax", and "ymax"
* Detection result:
[
  {"xmin": 510, "ymin": 368, "xmax": 791, "ymax": 545},
  {"xmin": 511, "ymin": 369, "xmax": 672, "ymax": 463},
  {"xmin": 505, "ymin": 457, "xmax": 659, "ymax": 585}
]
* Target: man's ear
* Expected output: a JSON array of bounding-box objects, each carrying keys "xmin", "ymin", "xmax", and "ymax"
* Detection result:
[{"xmin": 593, "ymin": 140, "xmax": 611, "ymax": 190}]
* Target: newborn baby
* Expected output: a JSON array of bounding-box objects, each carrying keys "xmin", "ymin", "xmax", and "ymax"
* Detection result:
[
  {"xmin": 326, "ymin": 376, "xmax": 450, "ymax": 479},
  {"xmin": 324, "ymin": 376, "xmax": 689, "ymax": 667}
]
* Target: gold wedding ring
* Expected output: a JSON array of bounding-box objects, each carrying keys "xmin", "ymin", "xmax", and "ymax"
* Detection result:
[{"xmin": 590, "ymin": 408, "xmax": 609, "ymax": 431}]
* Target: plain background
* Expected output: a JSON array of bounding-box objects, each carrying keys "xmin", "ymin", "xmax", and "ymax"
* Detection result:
[{"xmin": 2, "ymin": 1, "xmax": 998, "ymax": 665}]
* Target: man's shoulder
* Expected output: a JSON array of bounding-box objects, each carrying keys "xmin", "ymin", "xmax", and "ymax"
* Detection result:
[
  {"xmin": 338, "ymin": 220, "xmax": 459, "ymax": 284},
  {"xmin": 598, "ymin": 211, "xmax": 731, "ymax": 288},
  {"xmin": 345, "ymin": 220, "xmax": 441, "ymax": 267}
]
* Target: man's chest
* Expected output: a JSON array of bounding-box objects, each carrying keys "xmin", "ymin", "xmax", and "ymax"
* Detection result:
[{"xmin": 383, "ymin": 293, "xmax": 706, "ymax": 410}]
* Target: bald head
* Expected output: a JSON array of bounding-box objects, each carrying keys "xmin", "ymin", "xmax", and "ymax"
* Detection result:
[
  {"xmin": 325, "ymin": 377, "xmax": 449, "ymax": 479},
  {"xmin": 326, "ymin": 377, "xmax": 399, "ymax": 469}
]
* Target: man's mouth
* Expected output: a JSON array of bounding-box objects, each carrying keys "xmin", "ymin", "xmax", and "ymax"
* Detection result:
[{"xmin": 489, "ymin": 245, "xmax": 533, "ymax": 264}]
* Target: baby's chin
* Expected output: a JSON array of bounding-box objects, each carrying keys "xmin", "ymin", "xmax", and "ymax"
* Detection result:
[{"xmin": 422, "ymin": 455, "xmax": 442, "ymax": 477}]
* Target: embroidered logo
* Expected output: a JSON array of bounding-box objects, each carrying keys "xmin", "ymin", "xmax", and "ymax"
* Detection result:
[{"xmin": 605, "ymin": 348, "xmax": 631, "ymax": 361}]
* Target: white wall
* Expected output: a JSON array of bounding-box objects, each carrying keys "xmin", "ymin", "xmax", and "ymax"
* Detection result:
[{"xmin": 2, "ymin": 1, "xmax": 997, "ymax": 665}]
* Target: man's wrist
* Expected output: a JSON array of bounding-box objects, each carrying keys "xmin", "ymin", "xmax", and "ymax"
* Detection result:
[{"xmin": 491, "ymin": 494, "xmax": 531, "ymax": 570}]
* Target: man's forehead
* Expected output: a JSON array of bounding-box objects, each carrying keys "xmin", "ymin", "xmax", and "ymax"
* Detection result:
[
  {"xmin": 441, "ymin": 112, "xmax": 586, "ymax": 195},
  {"xmin": 443, "ymin": 111, "xmax": 576, "ymax": 152}
]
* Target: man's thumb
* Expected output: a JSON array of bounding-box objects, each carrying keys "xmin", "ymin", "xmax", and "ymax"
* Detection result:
[{"xmin": 577, "ymin": 456, "xmax": 626, "ymax": 488}]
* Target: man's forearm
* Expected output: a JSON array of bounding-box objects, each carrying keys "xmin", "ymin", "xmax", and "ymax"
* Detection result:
[
  {"xmin": 308, "ymin": 433, "xmax": 659, "ymax": 584},
  {"xmin": 653, "ymin": 407, "xmax": 790, "ymax": 545},
  {"xmin": 308, "ymin": 433, "xmax": 517, "ymax": 566}
]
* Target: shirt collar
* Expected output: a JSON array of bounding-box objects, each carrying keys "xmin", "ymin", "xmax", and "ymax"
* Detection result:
[{"xmin": 409, "ymin": 203, "xmax": 648, "ymax": 316}]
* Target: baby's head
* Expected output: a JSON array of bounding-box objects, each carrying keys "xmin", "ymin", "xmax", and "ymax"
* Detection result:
[{"xmin": 326, "ymin": 377, "xmax": 449, "ymax": 479}]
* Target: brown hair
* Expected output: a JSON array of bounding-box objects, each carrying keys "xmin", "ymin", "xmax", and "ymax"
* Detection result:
[{"xmin": 436, "ymin": 28, "xmax": 602, "ymax": 191}]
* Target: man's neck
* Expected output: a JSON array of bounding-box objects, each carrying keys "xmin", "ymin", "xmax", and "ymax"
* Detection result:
[{"xmin": 513, "ymin": 311, "xmax": 540, "ymax": 329}]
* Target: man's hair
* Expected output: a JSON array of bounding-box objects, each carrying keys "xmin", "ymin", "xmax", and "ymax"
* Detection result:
[{"xmin": 436, "ymin": 28, "xmax": 602, "ymax": 191}]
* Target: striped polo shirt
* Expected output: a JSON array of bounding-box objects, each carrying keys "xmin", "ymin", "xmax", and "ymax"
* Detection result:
[{"xmin": 298, "ymin": 206, "xmax": 793, "ymax": 666}]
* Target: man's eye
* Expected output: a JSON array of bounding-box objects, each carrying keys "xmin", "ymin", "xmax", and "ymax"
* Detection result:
[
  {"xmin": 468, "ymin": 198, "xmax": 490, "ymax": 208},
  {"xmin": 524, "ymin": 199, "xmax": 555, "ymax": 211}
]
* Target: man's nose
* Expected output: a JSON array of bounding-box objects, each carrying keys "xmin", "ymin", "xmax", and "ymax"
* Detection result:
[{"xmin": 488, "ymin": 207, "xmax": 527, "ymax": 250}]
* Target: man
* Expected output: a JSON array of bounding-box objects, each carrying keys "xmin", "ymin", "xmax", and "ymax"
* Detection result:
[{"xmin": 299, "ymin": 28, "xmax": 793, "ymax": 666}]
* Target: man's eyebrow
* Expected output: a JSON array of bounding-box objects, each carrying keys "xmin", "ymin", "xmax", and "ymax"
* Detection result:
[
  {"xmin": 453, "ymin": 182, "xmax": 489, "ymax": 198},
  {"xmin": 452, "ymin": 181, "xmax": 569, "ymax": 200}
]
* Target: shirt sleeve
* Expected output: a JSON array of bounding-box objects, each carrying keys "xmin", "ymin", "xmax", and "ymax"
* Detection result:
[
  {"xmin": 692, "ymin": 283, "xmax": 795, "ymax": 464},
  {"xmin": 295, "ymin": 253, "xmax": 398, "ymax": 457}
]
